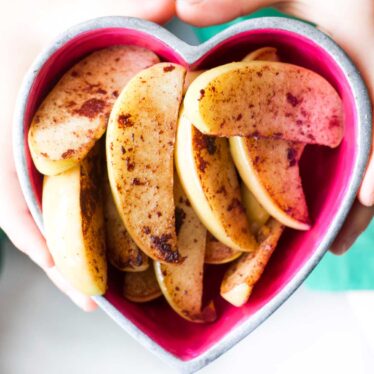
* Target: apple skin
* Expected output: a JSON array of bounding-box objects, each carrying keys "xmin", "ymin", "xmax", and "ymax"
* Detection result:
[
  {"xmin": 242, "ymin": 47, "xmax": 280, "ymax": 62},
  {"xmin": 154, "ymin": 177, "xmax": 216, "ymax": 323},
  {"xmin": 231, "ymin": 137, "xmax": 310, "ymax": 230},
  {"xmin": 29, "ymin": 46, "xmax": 160, "ymax": 176},
  {"xmin": 183, "ymin": 70, "xmax": 204, "ymax": 95},
  {"xmin": 221, "ymin": 219, "xmax": 284, "ymax": 307},
  {"xmin": 176, "ymin": 109, "xmax": 257, "ymax": 252},
  {"xmin": 184, "ymin": 61, "xmax": 344, "ymax": 148},
  {"xmin": 42, "ymin": 143, "xmax": 107, "ymax": 296},
  {"xmin": 123, "ymin": 266, "xmax": 162, "ymax": 303},
  {"xmin": 103, "ymin": 174, "xmax": 149, "ymax": 272},
  {"xmin": 241, "ymin": 183, "xmax": 270, "ymax": 234},
  {"xmin": 204, "ymin": 233, "xmax": 241, "ymax": 265},
  {"xmin": 230, "ymin": 46, "xmax": 310, "ymax": 230}
]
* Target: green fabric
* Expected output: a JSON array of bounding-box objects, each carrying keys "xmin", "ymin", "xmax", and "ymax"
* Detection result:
[
  {"xmin": 193, "ymin": 8, "xmax": 374, "ymax": 291},
  {"xmin": 306, "ymin": 220, "xmax": 374, "ymax": 290},
  {"xmin": 192, "ymin": 8, "xmax": 288, "ymax": 41}
]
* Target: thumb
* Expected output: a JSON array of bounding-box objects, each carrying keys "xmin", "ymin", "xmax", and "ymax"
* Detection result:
[
  {"xmin": 176, "ymin": 0, "xmax": 278, "ymax": 26},
  {"xmin": 121, "ymin": 0, "xmax": 175, "ymax": 24}
]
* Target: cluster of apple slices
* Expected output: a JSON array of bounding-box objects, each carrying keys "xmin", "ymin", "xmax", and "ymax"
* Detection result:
[
  {"xmin": 37, "ymin": 46, "xmax": 162, "ymax": 297},
  {"xmin": 31, "ymin": 44, "xmax": 343, "ymax": 322}
]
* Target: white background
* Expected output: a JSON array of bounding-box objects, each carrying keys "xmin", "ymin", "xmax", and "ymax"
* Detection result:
[{"xmin": 1, "ymin": 240, "xmax": 374, "ymax": 374}]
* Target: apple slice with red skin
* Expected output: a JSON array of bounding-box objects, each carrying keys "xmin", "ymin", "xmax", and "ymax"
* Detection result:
[
  {"xmin": 183, "ymin": 70, "xmax": 204, "ymax": 95},
  {"xmin": 42, "ymin": 143, "xmax": 107, "ymax": 296},
  {"xmin": 184, "ymin": 61, "xmax": 344, "ymax": 148},
  {"xmin": 107, "ymin": 63, "xmax": 186, "ymax": 264},
  {"xmin": 29, "ymin": 46, "xmax": 160, "ymax": 176},
  {"xmin": 242, "ymin": 47, "xmax": 280, "ymax": 63},
  {"xmin": 176, "ymin": 110, "xmax": 257, "ymax": 252},
  {"xmin": 204, "ymin": 233, "xmax": 241, "ymax": 264},
  {"xmin": 232, "ymin": 138, "xmax": 309, "ymax": 230},
  {"xmin": 103, "ymin": 173, "xmax": 149, "ymax": 272},
  {"xmin": 123, "ymin": 266, "xmax": 162, "ymax": 303},
  {"xmin": 241, "ymin": 183, "xmax": 270, "ymax": 234},
  {"xmin": 221, "ymin": 219, "xmax": 284, "ymax": 307},
  {"xmin": 230, "ymin": 46, "xmax": 310, "ymax": 230},
  {"xmin": 154, "ymin": 177, "xmax": 216, "ymax": 323}
]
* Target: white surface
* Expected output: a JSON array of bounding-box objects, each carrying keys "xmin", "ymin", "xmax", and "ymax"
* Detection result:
[{"xmin": 1, "ymin": 239, "xmax": 374, "ymax": 374}]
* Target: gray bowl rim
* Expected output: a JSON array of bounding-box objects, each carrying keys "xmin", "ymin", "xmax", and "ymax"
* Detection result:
[{"xmin": 13, "ymin": 15, "xmax": 372, "ymax": 374}]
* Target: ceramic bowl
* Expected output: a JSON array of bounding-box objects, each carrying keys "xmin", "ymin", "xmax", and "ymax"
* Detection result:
[{"xmin": 13, "ymin": 16, "xmax": 372, "ymax": 373}]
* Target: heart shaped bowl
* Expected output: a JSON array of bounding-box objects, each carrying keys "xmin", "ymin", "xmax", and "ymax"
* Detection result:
[{"xmin": 13, "ymin": 16, "xmax": 371, "ymax": 373}]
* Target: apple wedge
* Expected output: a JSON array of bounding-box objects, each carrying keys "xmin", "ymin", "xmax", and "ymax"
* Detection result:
[
  {"xmin": 242, "ymin": 46, "xmax": 280, "ymax": 62},
  {"xmin": 205, "ymin": 233, "xmax": 241, "ymax": 264},
  {"xmin": 42, "ymin": 143, "xmax": 107, "ymax": 296},
  {"xmin": 184, "ymin": 61, "xmax": 344, "ymax": 148},
  {"xmin": 183, "ymin": 70, "xmax": 204, "ymax": 95},
  {"xmin": 123, "ymin": 266, "xmax": 162, "ymax": 303},
  {"xmin": 107, "ymin": 63, "xmax": 186, "ymax": 264},
  {"xmin": 230, "ymin": 47, "xmax": 310, "ymax": 230},
  {"xmin": 176, "ymin": 110, "xmax": 257, "ymax": 252},
  {"xmin": 221, "ymin": 219, "xmax": 284, "ymax": 307},
  {"xmin": 232, "ymin": 137, "xmax": 309, "ymax": 230},
  {"xmin": 241, "ymin": 47, "xmax": 277, "ymax": 232},
  {"xmin": 29, "ymin": 46, "xmax": 159, "ymax": 175},
  {"xmin": 103, "ymin": 174, "xmax": 149, "ymax": 272},
  {"xmin": 241, "ymin": 183, "xmax": 270, "ymax": 233},
  {"xmin": 154, "ymin": 177, "xmax": 216, "ymax": 323}
]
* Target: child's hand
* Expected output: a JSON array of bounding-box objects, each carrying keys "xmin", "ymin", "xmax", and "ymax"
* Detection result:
[
  {"xmin": 175, "ymin": 0, "xmax": 374, "ymax": 254},
  {"xmin": 0, "ymin": 0, "xmax": 174, "ymax": 311}
]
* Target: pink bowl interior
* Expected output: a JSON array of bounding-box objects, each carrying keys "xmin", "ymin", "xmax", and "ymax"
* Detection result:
[{"xmin": 23, "ymin": 27, "xmax": 357, "ymax": 361}]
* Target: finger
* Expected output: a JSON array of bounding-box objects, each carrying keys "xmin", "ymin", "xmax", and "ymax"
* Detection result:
[
  {"xmin": 121, "ymin": 0, "xmax": 175, "ymax": 24},
  {"xmin": 357, "ymin": 46, "xmax": 374, "ymax": 207},
  {"xmin": 2, "ymin": 213, "xmax": 53, "ymax": 269},
  {"xmin": 0, "ymin": 169, "xmax": 54, "ymax": 269},
  {"xmin": 45, "ymin": 267, "xmax": 98, "ymax": 312},
  {"xmin": 359, "ymin": 138, "xmax": 374, "ymax": 207},
  {"xmin": 176, "ymin": 0, "xmax": 277, "ymax": 26},
  {"xmin": 330, "ymin": 200, "xmax": 374, "ymax": 255}
]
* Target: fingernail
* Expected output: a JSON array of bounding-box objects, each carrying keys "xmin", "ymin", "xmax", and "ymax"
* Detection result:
[
  {"xmin": 359, "ymin": 187, "xmax": 374, "ymax": 207},
  {"xmin": 29, "ymin": 251, "xmax": 54, "ymax": 269},
  {"xmin": 83, "ymin": 299, "xmax": 98, "ymax": 312},
  {"xmin": 359, "ymin": 155, "xmax": 374, "ymax": 206},
  {"xmin": 70, "ymin": 293, "xmax": 98, "ymax": 312},
  {"xmin": 331, "ymin": 236, "xmax": 357, "ymax": 255}
]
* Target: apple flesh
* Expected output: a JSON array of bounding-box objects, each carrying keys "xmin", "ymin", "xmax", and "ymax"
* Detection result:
[
  {"xmin": 154, "ymin": 177, "xmax": 216, "ymax": 323},
  {"xmin": 183, "ymin": 70, "xmax": 205, "ymax": 95},
  {"xmin": 184, "ymin": 61, "xmax": 344, "ymax": 148},
  {"xmin": 42, "ymin": 144, "xmax": 107, "ymax": 296},
  {"xmin": 241, "ymin": 183, "xmax": 270, "ymax": 234},
  {"xmin": 103, "ymin": 174, "xmax": 149, "ymax": 272},
  {"xmin": 230, "ymin": 46, "xmax": 310, "ymax": 230},
  {"xmin": 232, "ymin": 137, "xmax": 309, "ymax": 230},
  {"xmin": 176, "ymin": 110, "xmax": 257, "ymax": 252},
  {"xmin": 242, "ymin": 47, "xmax": 280, "ymax": 62},
  {"xmin": 205, "ymin": 233, "xmax": 241, "ymax": 264},
  {"xmin": 107, "ymin": 63, "xmax": 186, "ymax": 264},
  {"xmin": 29, "ymin": 46, "xmax": 159, "ymax": 175},
  {"xmin": 221, "ymin": 219, "xmax": 284, "ymax": 307},
  {"xmin": 123, "ymin": 266, "xmax": 162, "ymax": 303}
]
